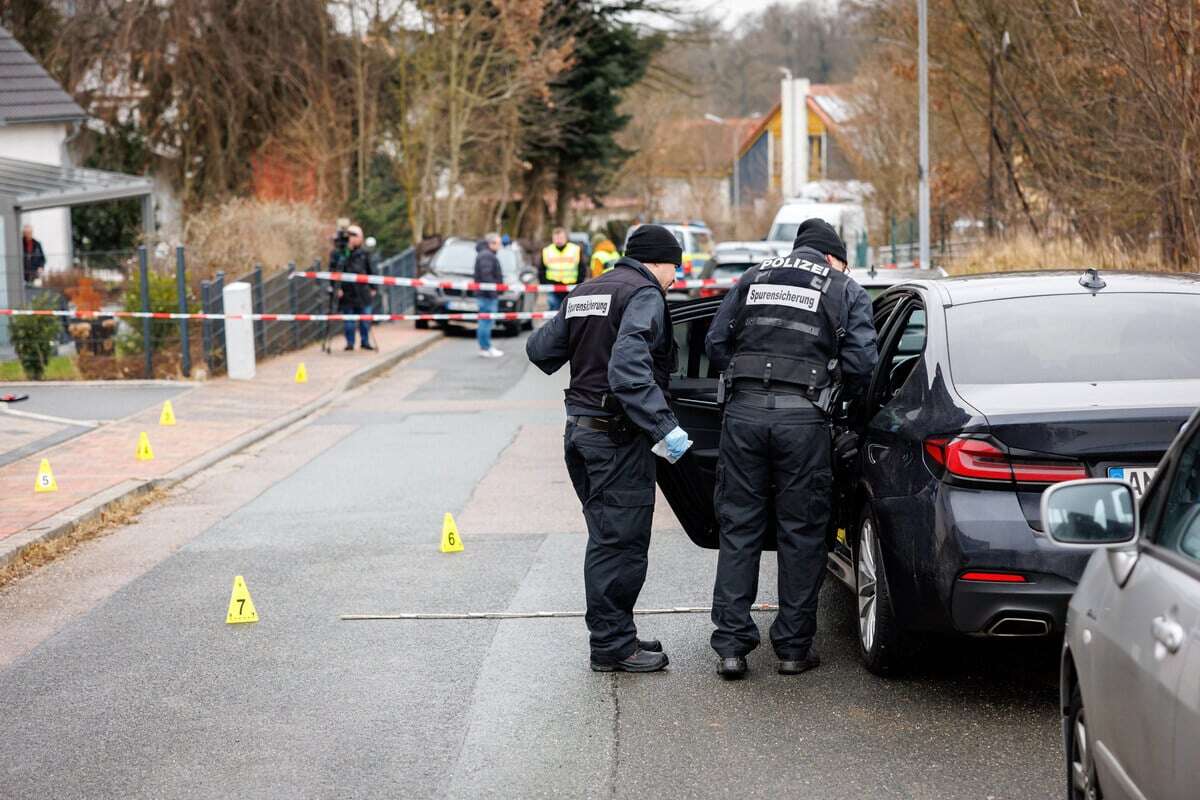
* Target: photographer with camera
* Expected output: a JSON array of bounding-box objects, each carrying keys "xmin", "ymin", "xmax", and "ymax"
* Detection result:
[{"xmin": 335, "ymin": 224, "xmax": 375, "ymax": 351}]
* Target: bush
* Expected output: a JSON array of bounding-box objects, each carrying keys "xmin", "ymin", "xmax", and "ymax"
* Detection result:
[
  {"xmin": 9, "ymin": 296, "xmax": 62, "ymax": 380},
  {"xmin": 184, "ymin": 199, "xmax": 328, "ymax": 280},
  {"xmin": 122, "ymin": 271, "xmax": 194, "ymax": 352}
]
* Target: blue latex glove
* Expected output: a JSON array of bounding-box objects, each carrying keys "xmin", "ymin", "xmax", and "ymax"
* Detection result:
[{"xmin": 663, "ymin": 426, "xmax": 691, "ymax": 462}]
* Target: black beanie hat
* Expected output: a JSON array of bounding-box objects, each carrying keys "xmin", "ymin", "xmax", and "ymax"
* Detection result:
[
  {"xmin": 793, "ymin": 218, "xmax": 847, "ymax": 264},
  {"xmin": 625, "ymin": 224, "xmax": 683, "ymax": 267}
]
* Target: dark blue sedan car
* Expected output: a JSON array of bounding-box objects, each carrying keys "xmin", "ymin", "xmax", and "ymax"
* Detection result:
[{"xmin": 657, "ymin": 270, "xmax": 1200, "ymax": 674}]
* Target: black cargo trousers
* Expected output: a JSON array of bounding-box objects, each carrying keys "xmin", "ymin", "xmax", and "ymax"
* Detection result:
[
  {"xmin": 563, "ymin": 419, "xmax": 657, "ymax": 664},
  {"xmin": 710, "ymin": 396, "xmax": 832, "ymax": 660}
]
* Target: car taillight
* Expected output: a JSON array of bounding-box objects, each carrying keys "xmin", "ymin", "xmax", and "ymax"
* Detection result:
[
  {"xmin": 699, "ymin": 288, "xmax": 720, "ymax": 298},
  {"xmin": 924, "ymin": 436, "xmax": 1087, "ymax": 485},
  {"xmin": 959, "ymin": 571, "xmax": 1028, "ymax": 583}
]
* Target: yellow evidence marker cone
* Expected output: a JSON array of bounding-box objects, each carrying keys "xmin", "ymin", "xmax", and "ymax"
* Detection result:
[
  {"xmin": 136, "ymin": 431, "xmax": 155, "ymax": 461},
  {"xmin": 440, "ymin": 512, "xmax": 464, "ymax": 553},
  {"xmin": 294, "ymin": 362, "xmax": 308, "ymax": 384},
  {"xmin": 35, "ymin": 458, "xmax": 58, "ymax": 493},
  {"xmin": 159, "ymin": 400, "xmax": 176, "ymax": 426},
  {"xmin": 225, "ymin": 575, "xmax": 259, "ymax": 624}
]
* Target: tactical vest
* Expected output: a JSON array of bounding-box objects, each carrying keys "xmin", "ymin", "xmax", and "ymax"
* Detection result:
[
  {"xmin": 727, "ymin": 251, "xmax": 848, "ymax": 397},
  {"xmin": 543, "ymin": 242, "xmax": 582, "ymax": 284},
  {"xmin": 564, "ymin": 263, "xmax": 676, "ymax": 413}
]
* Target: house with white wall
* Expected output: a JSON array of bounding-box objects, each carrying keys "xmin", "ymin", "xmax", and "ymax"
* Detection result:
[
  {"xmin": 0, "ymin": 24, "xmax": 87, "ymax": 274},
  {"xmin": 0, "ymin": 25, "xmax": 152, "ymax": 348}
]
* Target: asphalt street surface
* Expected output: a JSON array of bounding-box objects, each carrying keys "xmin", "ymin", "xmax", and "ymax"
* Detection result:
[
  {"xmin": 0, "ymin": 383, "xmax": 193, "ymax": 467},
  {"xmin": 0, "ymin": 327, "xmax": 1061, "ymax": 799}
]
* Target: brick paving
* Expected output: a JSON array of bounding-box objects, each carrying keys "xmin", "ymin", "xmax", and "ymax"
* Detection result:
[{"xmin": 0, "ymin": 323, "xmax": 438, "ymax": 542}]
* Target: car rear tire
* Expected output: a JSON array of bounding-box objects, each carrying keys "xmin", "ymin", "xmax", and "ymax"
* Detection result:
[
  {"xmin": 503, "ymin": 322, "xmax": 521, "ymax": 337},
  {"xmin": 1067, "ymin": 682, "xmax": 1102, "ymax": 800},
  {"xmin": 855, "ymin": 507, "xmax": 915, "ymax": 676},
  {"xmin": 415, "ymin": 319, "xmax": 429, "ymax": 330}
]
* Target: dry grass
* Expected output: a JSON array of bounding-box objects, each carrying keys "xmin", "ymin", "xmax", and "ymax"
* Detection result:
[
  {"xmin": 946, "ymin": 234, "xmax": 1164, "ymax": 275},
  {"xmin": 184, "ymin": 199, "xmax": 330, "ymax": 280},
  {"xmin": 0, "ymin": 487, "xmax": 168, "ymax": 590}
]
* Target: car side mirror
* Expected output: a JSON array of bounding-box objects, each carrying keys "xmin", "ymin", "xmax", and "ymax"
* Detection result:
[{"xmin": 1042, "ymin": 479, "xmax": 1138, "ymax": 547}]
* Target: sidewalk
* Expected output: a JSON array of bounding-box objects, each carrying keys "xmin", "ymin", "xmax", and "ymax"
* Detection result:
[{"xmin": 0, "ymin": 323, "xmax": 440, "ymax": 567}]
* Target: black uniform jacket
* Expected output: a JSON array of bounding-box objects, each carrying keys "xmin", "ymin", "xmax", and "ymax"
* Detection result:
[{"xmin": 527, "ymin": 259, "xmax": 680, "ymax": 442}]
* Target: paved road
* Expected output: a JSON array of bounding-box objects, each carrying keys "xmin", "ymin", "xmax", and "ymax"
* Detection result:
[
  {"xmin": 0, "ymin": 383, "xmax": 193, "ymax": 468},
  {"xmin": 0, "ymin": 331, "xmax": 1061, "ymax": 799}
]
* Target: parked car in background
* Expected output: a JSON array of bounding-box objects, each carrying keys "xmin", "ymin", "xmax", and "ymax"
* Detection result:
[
  {"xmin": 414, "ymin": 237, "xmax": 537, "ymax": 337},
  {"xmin": 627, "ymin": 221, "xmax": 715, "ymax": 280},
  {"xmin": 654, "ymin": 270, "xmax": 1200, "ymax": 676},
  {"xmin": 1046, "ymin": 407, "xmax": 1200, "ymax": 800},
  {"xmin": 692, "ymin": 241, "xmax": 786, "ymax": 298}
]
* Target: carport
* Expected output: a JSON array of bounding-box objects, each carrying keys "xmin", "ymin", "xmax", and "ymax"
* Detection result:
[{"xmin": 0, "ymin": 155, "xmax": 154, "ymax": 345}]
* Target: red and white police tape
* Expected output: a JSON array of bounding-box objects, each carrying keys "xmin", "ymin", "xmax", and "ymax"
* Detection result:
[
  {"xmin": 0, "ymin": 308, "xmax": 556, "ymax": 323},
  {"xmin": 290, "ymin": 270, "xmax": 739, "ymax": 293}
]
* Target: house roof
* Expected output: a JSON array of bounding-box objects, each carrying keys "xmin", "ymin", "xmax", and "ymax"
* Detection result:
[
  {"xmin": 0, "ymin": 25, "xmax": 86, "ymax": 126},
  {"xmin": 0, "ymin": 156, "xmax": 152, "ymax": 211},
  {"xmin": 737, "ymin": 84, "xmax": 854, "ymax": 156}
]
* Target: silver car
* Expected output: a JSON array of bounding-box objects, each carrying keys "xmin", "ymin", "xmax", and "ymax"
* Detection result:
[{"xmin": 1042, "ymin": 410, "xmax": 1200, "ymax": 800}]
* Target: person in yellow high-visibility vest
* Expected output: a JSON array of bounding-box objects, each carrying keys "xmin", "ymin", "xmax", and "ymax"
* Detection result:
[
  {"xmin": 590, "ymin": 239, "xmax": 619, "ymax": 277},
  {"xmin": 543, "ymin": 227, "xmax": 583, "ymax": 311}
]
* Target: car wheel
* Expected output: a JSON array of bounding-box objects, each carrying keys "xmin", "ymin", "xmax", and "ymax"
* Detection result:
[
  {"xmin": 1067, "ymin": 682, "xmax": 1102, "ymax": 800},
  {"xmin": 503, "ymin": 322, "xmax": 521, "ymax": 337},
  {"xmin": 415, "ymin": 319, "xmax": 429, "ymax": 330},
  {"xmin": 855, "ymin": 507, "xmax": 915, "ymax": 676}
]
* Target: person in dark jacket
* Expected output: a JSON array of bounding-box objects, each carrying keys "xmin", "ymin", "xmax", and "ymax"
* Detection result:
[
  {"xmin": 704, "ymin": 218, "xmax": 878, "ymax": 680},
  {"xmin": 337, "ymin": 225, "xmax": 375, "ymax": 351},
  {"xmin": 526, "ymin": 224, "xmax": 692, "ymax": 674},
  {"xmin": 22, "ymin": 225, "xmax": 46, "ymax": 284},
  {"xmin": 474, "ymin": 233, "xmax": 505, "ymax": 357}
]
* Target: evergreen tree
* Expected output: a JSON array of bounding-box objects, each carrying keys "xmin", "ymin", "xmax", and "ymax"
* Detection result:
[{"xmin": 519, "ymin": 1, "xmax": 664, "ymax": 236}]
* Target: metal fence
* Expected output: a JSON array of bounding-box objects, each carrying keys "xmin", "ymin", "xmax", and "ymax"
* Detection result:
[{"xmin": 199, "ymin": 246, "xmax": 417, "ymax": 375}]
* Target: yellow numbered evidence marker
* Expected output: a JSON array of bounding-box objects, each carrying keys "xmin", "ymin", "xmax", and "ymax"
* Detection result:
[
  {"xmin": 225, "ymin": 575, "xmax": 259, "ymax": 624},
  {"xmin": 294, "ymin": 362, "xmax": 308, "ymax": 384},
  {"xmin": 440, "ymin": 512, "xmax": 464, "ymax": 553},
  {"xmin": 35, "ymin": 458, "xmax": 58, "ymax": 493},
  {"xmin": 159, "ymin": 400, "xmax": 176, "ymax": 426},
  {"xmin": 136, "ymin": 431, "xmax": 154, "ymax": 461}
]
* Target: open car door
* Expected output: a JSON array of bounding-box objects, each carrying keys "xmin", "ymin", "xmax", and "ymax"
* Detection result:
[{"xmin": 656, "ymin": 298, "xmax": 723, "ymax": 548}]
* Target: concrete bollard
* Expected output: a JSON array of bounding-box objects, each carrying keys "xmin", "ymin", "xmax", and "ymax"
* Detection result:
[{"xmin": 223, "ymin": 282, "xmax": 256, "ymax": 380}]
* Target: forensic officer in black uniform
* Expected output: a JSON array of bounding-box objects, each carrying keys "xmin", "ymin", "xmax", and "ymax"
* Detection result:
[
  {"xmin": 705, "ymin": 218, "xmax": 878, "ymax": 679},
  {"xmin": 527, "ymin": 224, "xmax": 691, "ymax": 673}
]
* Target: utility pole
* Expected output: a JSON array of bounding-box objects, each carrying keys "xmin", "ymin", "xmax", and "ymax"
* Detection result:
[{"xmin": 917, "ymin": 0, "xmax": 931, "ymax": 270}]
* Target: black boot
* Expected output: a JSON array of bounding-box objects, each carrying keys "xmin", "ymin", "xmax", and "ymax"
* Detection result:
[
  {"xmin": 591, "ymin": 649, "xmax": 669, "ymax": 673},
  {"xmin": 717, "ymin": 656, "xmax": 748, "ymax": 679},
  {"xmin": 778, "ymin": 650, "xmax": 821, "ymax": 676},
  {"xmin": 637, "ymin": 639, "xmax": 662, "ymax": 652}
]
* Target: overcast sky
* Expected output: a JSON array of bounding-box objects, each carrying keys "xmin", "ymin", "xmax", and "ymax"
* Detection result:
[{"xmin": 660, "ymin": 0, "xmax": 830, "ymax": 29}]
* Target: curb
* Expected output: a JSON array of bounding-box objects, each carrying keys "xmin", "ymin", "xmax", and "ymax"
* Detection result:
[{"xmin": 0, "ymin": 330, "xmax": 441, "ymax": 572}]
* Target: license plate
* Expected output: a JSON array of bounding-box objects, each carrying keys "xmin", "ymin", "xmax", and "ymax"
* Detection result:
[
  {"xmin": 446, "ymin": 300, "xmax": 476, "ymax": 312},
  {"xmin": 1108, "ymin": 466, "xmax": 1157, "ymax": 497}
]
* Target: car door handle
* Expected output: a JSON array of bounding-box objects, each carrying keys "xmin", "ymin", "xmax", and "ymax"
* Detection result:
[
  {"xmin": 1151, "ymin": 615, "xmax": 1185, "ymax": 654},
  {"xmin": 866, "ymin": 444, "xmax": 889, "ymax": 464}
]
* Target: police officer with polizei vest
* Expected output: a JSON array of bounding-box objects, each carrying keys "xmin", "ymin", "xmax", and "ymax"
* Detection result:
[
  {"xmin": 527, "ymin": 224, "xmax": 692, "ymax": 673},
  {"xmin": 705, "ymin": 218, "xmax": 878, "ymax": 680}
]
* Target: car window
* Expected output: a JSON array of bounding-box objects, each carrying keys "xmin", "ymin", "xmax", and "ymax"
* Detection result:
[
  {"xmin": 768, "ymin": 222, "xmax": 800, "ymax": 243},
  {"xmin": 673, "ymin": 315, "xmax": 717, "ymax": 379},
  {"xmin": 870, "ymin": 302, "xmax": 926, "ymax": 410},
  {"xmin": 431, "ymin": 241, "xmax": 519, "ymax": 278},
  {"xmin": 1156, "ymin": 429, "xmax": 1200, "ymax": 562},
  {"xmin": 693, "ymin": 231, "xmax": 714, "ymax": 255},
  {"xmin": 712, "ymin": 261, "xmax": 755, "ymax": 280},
  {"xmin": 947, "ymin": 294, "xmax": 1200, "ymax": 384}
]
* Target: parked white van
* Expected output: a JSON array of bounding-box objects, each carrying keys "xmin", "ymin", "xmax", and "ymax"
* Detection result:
[{"xmin": 766, "ymin": 200, "xmax": 868, "ymax": 267}]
